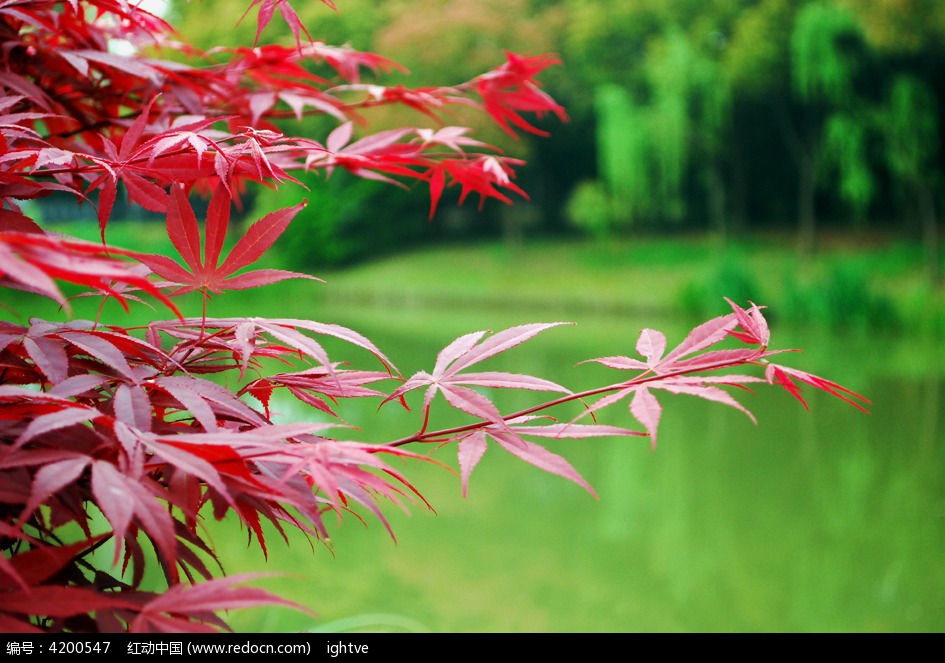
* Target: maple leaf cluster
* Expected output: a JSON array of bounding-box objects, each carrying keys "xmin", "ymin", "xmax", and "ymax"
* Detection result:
[{"xmin": 0, "ymin": 0, "xmax": 867, "ymax": 633}]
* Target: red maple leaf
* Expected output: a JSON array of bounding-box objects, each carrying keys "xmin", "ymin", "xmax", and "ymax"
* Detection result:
[
  {"xmin": 384, "ymin": 323, "xmax": 572, "ymax": 423},
  {"xmin": 139, "ymin": 183, "xmax": 319, "ymax": 296}
]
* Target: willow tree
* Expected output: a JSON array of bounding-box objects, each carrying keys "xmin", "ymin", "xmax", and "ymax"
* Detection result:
[
  {"xmin": 838, "ymin": 0, "xmax": 945, "ymax": 285},
  {"xmin": 586, "ymin": 84, "xmax": 653, "ymax": 233},
  {"xmin": 576, "ymin": 25, "xmax": 731, "ymax": 236},
  {"xmin": 821, "ymin": 112, "xmax": 875, "ymax": 226},
  {"xmin": 881, "ymin": 75, "xmax": 942, "ymax": 284},
  {"xmin": 789, "ymin": 1, "xmax": 871, "ymax": 254}
]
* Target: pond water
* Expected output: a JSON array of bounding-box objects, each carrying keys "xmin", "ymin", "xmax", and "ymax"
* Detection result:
[{"xmin": 211, "ymin": 300, "xmax": 945, "ymax": 633}]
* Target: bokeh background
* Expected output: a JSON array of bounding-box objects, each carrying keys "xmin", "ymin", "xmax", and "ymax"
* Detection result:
[{"xmin": 23, "ymin": 0, "xmax": 945, "ymax": 632}]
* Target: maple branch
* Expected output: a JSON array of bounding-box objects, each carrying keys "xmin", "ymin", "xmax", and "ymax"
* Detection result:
[{"xmin": 387, "ymin": 348, "xmax": 774, "ymax": 449}]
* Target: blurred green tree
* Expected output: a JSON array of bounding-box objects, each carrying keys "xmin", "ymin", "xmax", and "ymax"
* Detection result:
[
  {"xmin": 879, "ymin": 75, "xmax": 941, "ymax": 284},
  {"xmin": 788, "ymin": 1, "xmax": 873, "ymax": 253},
  {"xmin": 171, "ymin": 0, "xmax": 945, "ymax": 267}
]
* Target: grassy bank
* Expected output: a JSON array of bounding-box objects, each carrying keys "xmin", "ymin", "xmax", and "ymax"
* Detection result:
[
  {"xmin": 29, "ymin": 220, "xmax": 945, "ymax": 335},
  {"xmin": 307, "ymin": 232, "xmax": 943, "ymax": 335}
]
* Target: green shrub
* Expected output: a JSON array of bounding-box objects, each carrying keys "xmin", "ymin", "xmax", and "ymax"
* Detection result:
[
  {"xmin": 565, "ymin": 179, "xmax": 615, "ymax": 239},
  {"xmin": 680, "ymin": 257, "xmax": 765, "ymax": 318},
  {"xmin": 256, "ymin": 171, "xmax": 432, "ymax": 269},
  {"xmin": 782, "ymin": 262, "xmax": 899, "ymax": 331}
]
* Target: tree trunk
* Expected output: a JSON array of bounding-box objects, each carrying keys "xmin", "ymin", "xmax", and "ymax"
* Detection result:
[
  {"xmin": 918, "ymin": 183, "xmax": 941, "ymax": 286},
  {"xmin": 771, "ymin": 94, "xmax": 819, "ymax": 257},
  {"xmin": 706, "ymin": 163, "xmax": 727, "ymax": 242},
  {"xmin": 797, "ymin": 152, "xmax": 817, "ymax": 257},
  {"xmin": 730, "ymin": 142, "xmax": 747, "ymax": 235}
]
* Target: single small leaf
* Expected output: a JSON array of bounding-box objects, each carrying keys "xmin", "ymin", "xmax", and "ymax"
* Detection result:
[
  {"xmin": 725, "ymin": 298, "xmax": 770, "ymax": 346},
  {"xmin": 766, "ymin": 363, "xmax": 871, "ymax": 413},
  {"xmin": 217, "ymin": 202, "xmax": 306, "ymax": 278},
  {"xmin": 221, "ymin": 268, "xmax": 322, "ymax": 290},
  {"xmin": 139, "ymin": 573, "xmax": 305, "ymax": 618},
  {"xmin": 768, "ymin": 364, "xmax": 808, "ymax": 409},
  {"xmin": 447, "ymin": 322, "xmax": 570, "ymax": 375},
  {"xmin": 203, "ymin": 181, "xmax": 231, "ymax": 270},
  {"xmin": 447, "ymin": 371, "xmax": 570, "ymax": 394},
  {"xmin": 23, "ymin": 335, "xmax": 69, "ymax": 385},
  {"xmin": 580, "ymin": 355, "xmax": 649, "ymax": 371},
  {"xmin": 629, "ymin": 387, "xmax": 662, "ymax": 450},
  {"xmin": 60, "ymin": 331, "xmax": 135, "ymax": 380},
  {"xmin": 440, "ymin": 384, "xmax": 506, "ymax": 425},
  {"xmin": 489, "ymin": 429, "xmax": 596, "ymax": 497},
  {"xmin": 457, "ymin": 432, "xmax": 488, "ymax": 497},
  {"xmin": 636, "ymin": 328, "xmax": 666, "ymax": 366},
  {"xmin": 19, "ymin": 457, "xmax": 92, "ymax": 528},
  {"xmin": 166, "ymin": 184, "xmax": 203, "ymax": 274},
  {"xmin": 114, "ymin": 384, "xmax": 152, "ymax": 432},
  {"xmin": 118, "ymin": 96, "xmax": 156, "ymax": 161},
  {"xmin": 0, "ymin": 536, "xmax": 108, "ymax": 591},
  {"xmin": 652, "ymin": 379, "xmax": 757, "ymax": 424},
  {"xmin": 663, "ymin": 313, "xmax": 739, "ymax": 364},
  {"xmin": 90, "ymin": 462, "xmax": 136, "ymax": 564},
  {"xmin": 508, "ymin": 421, "xmax": 644, "ymax": 439},
  {"xmin": 0, "ymin": 586, "xmax": 136, "ymax": 619},
  {"xmin": 16, "ymin": 407, "xmax": 100, "ymax": 446},
  {"xmin": 91, "ymin": 461, "xmax": 177, "ymax": 571},
  {"xmin": 432, "ymin": 330, "xmax": 488, "ymax": 378}
]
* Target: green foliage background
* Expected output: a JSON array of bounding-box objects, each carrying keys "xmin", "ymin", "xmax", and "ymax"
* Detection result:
[{"xmin": 164, "ymin": 0, "xmax": 945, "ymax": 275}]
